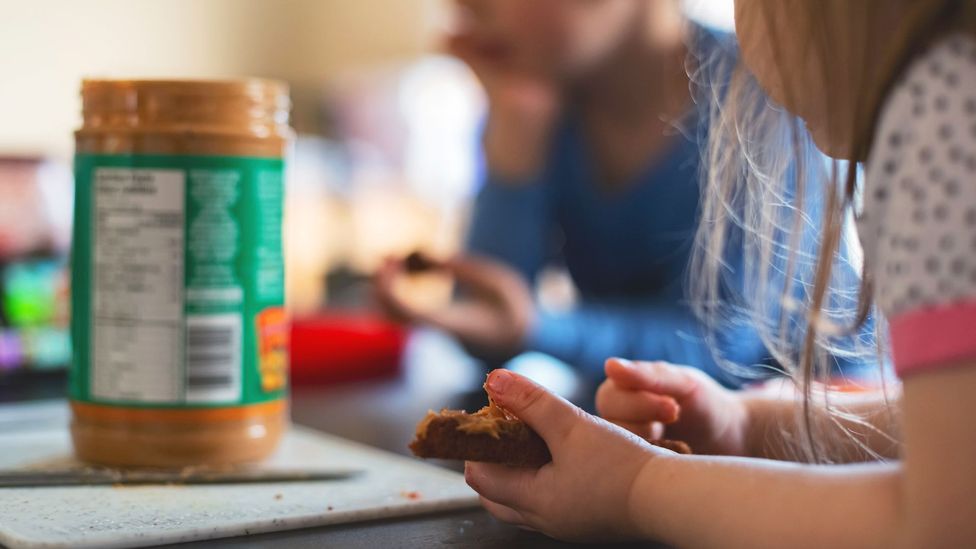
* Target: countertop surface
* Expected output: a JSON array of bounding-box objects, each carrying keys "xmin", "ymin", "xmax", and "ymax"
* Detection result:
[
  {"xmin": 0, "ymin": 330, "xmax": 665, "ymax": 549},
  {"xmin": 160, "ymin": 508, "xmax": 660, "ymax": 549}
]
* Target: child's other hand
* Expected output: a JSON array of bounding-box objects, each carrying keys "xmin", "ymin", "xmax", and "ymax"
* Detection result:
[
  {"xmin": 373, "ymin": 254, "xmax": 534, "ymax": 362},
  {"xmin": 465, "ymin": 369, "xmax": 673, "ymax": 542},
  {"xmin": 596, "ymin": 359, "xmax": 749, "ymax": 456}
]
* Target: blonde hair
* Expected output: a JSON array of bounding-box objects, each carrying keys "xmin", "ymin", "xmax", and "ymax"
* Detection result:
[{"xmin": 691, "ymin": 0, "xmax": 976, "ymax": 462}]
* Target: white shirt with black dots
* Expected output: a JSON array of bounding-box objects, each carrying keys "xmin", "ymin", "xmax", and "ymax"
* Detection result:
[{"xmin": 861, "ymin": 33, "xmax": 976, "ymax": 323}]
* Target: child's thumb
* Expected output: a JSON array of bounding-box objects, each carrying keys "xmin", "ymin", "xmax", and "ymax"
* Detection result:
[{"xmin": 485, "ymin": 369, "xmax": 580, "ymax": 444}]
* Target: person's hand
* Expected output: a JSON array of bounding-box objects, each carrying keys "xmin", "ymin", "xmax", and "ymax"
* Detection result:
[
  {"xmin": 446, "ymin": 12, "xmax": 560, "ymax": 179},
  {"xmin": 596, "ymin": 358, "xmax": 749, "ymax": 456},
  {"xmin": 464, "ymin": 369, "xmax": 677, "ymax": 542},
  {"xmin": 373, "ymin": 254, "xmax": 534, "ymax": 361}
]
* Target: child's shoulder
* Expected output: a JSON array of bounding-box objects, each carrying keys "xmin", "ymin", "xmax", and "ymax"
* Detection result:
[
  {"xmin": 868, "ymin": 32, "xmax": 976, "ymax": 185},
  {"xmin": 866, "ymin": 33, "xmax": 976, "ymax": 213},
  {"xmin": 867, "ymin": 32, "xmax": 976, "ymax": 195},
  {"xmin": 862, "ymin": 33, "xmax": 976, "ymax": 376},
  {"xmin": 886, "ymin": 33, "xmax": 976, "ymax": 122}
]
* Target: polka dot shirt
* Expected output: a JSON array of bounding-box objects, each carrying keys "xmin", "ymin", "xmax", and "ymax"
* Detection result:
[{"xmin": 861, "ymin": 33, "xmax": 976, "ymax": 376}]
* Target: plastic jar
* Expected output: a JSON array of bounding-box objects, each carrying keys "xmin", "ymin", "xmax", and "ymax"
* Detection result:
[{"xmin": 70, "ymin": 79, "xmax": 291, "ymax": 467}]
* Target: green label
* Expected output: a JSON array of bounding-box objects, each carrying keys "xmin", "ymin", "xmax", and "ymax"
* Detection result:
[{"xmin": 70, "ymin": 154, "xmax": 288, "ymax": 408}]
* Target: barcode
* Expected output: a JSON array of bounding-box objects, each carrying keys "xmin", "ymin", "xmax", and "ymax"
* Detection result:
[{"xmin": 185, "ymin": 314, "xmax": 242, "ymax": 403}]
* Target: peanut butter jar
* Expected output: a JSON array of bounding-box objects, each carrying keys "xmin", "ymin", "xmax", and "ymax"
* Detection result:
[{"xmin": 70, "ymin": 79, "xmax": 292, "ymax": 467}]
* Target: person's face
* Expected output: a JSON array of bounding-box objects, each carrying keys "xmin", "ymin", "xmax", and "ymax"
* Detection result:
[{"xmin": 454, "ymin": 0, "xmax": 643, "ymax": 77}]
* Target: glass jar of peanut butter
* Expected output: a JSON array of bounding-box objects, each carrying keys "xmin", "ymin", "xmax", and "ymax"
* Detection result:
[{"xmin": 70, "ymin": 79, "xmax": 292, "ymax": 467}]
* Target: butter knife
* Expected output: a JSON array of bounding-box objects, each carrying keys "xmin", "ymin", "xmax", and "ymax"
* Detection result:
[{"xmin": 0, "ymin": 468, "xmax": 361, "ymax": 487}]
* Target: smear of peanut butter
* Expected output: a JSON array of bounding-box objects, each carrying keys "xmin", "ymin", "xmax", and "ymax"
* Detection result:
[{"xmin": 415, "ymin": 379, "xmax": 521, "ymax": 440}]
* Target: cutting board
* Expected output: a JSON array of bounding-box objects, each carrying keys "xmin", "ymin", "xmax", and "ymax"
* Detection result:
[{"xmin": 0, "ymin": 404, "xmax": 479, "ymax": 549}]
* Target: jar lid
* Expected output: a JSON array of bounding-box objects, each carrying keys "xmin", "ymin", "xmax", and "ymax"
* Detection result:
[{"xmin": 79, "ymin": 78, "xmax": 291, "ymax": 134}]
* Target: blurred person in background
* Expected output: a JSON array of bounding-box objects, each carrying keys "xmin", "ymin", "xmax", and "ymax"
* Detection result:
[{"xmin": 375, "ymin": 0, "xmax": 874, "ymax": 390}]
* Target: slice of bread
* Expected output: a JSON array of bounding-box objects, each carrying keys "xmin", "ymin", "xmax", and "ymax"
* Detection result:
[
  {"xmin": 410, "ymin": 405, "xmax": 552, "ymax": 467},
  {"xmin": 410, "ymin": 400, "xmax": 691, "ymax": 468}
]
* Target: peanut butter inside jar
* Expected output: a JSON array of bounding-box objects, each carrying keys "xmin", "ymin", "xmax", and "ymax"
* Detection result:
[{"xmin": 71, "ymin": 79, "xmax": 292, "ymax": 467}]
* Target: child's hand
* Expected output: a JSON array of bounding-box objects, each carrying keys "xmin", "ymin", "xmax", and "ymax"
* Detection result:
[
  {"xmin": 373, "ymin": 254, "xmax": 534, "ymax": 361},
  {"xmin": 596, "ymin": 359, "xmax": 749, "ymax": 456},
  {"xmin": 464, "ymin": 369, "xmax": 673, "ymax": 542}
]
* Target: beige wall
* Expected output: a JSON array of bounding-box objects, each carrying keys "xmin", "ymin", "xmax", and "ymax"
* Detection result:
[{"xmin": 0, "ymin": 0, "xmax": 441, "ymax": 158}]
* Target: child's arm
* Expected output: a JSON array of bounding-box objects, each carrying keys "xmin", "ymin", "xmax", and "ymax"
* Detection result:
[
  {"xmin": 631, "ymin": 365, "xmax": 974, "ymax": 548},
  {"xmin": 468, "ymin": 368, "xmax": 976, "ymax": 547},
  {"xmin": 598, "ymin": 358, "xmax": 900, "ymax": 461},
  {"xmin": 742, "ymin": 384, "xmax": 901, "ymax": 461}
]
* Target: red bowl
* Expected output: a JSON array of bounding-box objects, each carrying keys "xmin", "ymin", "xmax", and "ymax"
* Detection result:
[{"xmin": 289, "ymin": 312, "xmax": 407, "ymax": 385}]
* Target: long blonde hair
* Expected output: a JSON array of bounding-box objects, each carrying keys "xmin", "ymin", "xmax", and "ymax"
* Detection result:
[{"xmin": 691, "ymin": 0, "xmax": 976, "ymax": 462}]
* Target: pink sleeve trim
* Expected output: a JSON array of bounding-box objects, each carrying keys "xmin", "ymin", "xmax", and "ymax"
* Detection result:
[{"xmin": 890, "ymin": 300, "xmax": 976, "ymax": 377}]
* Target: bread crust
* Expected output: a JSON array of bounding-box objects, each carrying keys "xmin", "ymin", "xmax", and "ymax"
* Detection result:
[
  {"xmin": 410, "ymin": 404, "xmax": 692, "ymax": 468},
  {"xmin": 410, "ymin": 411, "xmax": 552, "ymax": 467}
]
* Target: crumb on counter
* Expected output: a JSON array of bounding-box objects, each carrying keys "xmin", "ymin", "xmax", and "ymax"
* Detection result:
[
  {"xmin": 327, "ymin": 505, "xmax": 334, "ymax": 511},
  {"xmin": 401, "ymin": 491, "xmax": 422, "ymax": 501},
  {"xmin": 274, "ymin": 493, "xmax": 283, "ymax": 501}
]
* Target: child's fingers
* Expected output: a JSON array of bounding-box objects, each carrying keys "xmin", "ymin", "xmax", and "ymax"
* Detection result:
[
  {"xmin": 372, "ymin": 257, "xmax": 398, "ymax": 294},
  {"xmin": 484, "ymin": 369, "xmax": 581, "ymax": 444},
  {"xmin": 372, "ymin": 258, "xmax": 413, "ymax": 322},
  {"xmin": 604, "ymin": 358, "xmax": 699, "ymax": 398},
  {"xmin": 465, "ymin": 461, "xmax": 537, "ymax": 510},
  {"xmin": 445, "ymin": 255, "xmax": 527, "ymax": 303},
  {"xmin": 479, "ymin": 496, "xmax": 530, "ymax": 528},
  {"xmin": 595, "ymin": 380, "xmax": 680, "ymax": 424}
]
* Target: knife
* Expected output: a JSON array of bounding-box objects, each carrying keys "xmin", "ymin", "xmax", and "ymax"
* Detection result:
[{"xmin": 0, "ymin": 468, "xmax": 361, "ymax": 487}]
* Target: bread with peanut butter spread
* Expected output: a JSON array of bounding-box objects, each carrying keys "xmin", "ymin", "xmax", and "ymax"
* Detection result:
[
  {"xmin": 410, "ymin": 399, "xmax": 551, "ymax": 467},
  {"xmin": 410, "ymin": 397, "xmax": 691, "ymax": 468}
]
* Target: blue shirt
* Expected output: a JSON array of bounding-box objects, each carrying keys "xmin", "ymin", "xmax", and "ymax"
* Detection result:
[{"xmin": 467, "ymin": 27, "xmax": 875, "ymax": 386}]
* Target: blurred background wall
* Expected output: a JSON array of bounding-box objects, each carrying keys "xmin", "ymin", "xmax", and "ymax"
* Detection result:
[
  {"xmin": 0, "ymin": 0, "xmax": 732, "ymax": 378},
  {"xmin": 0, "ymin": 0, "xmax": 731, "ymax": 157},
  {"xmin": 0, "ymin": 0, "xmax": 444, "ymax": 156}
]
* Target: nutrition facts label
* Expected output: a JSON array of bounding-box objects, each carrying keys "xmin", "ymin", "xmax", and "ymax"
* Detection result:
[
  {"xmin": 91, "ymin": 168, "xmax": 186, "ymax": 403},
  {"xmin": 73, "ymin": 153, "xmax": 285, "ymax": 408}
]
